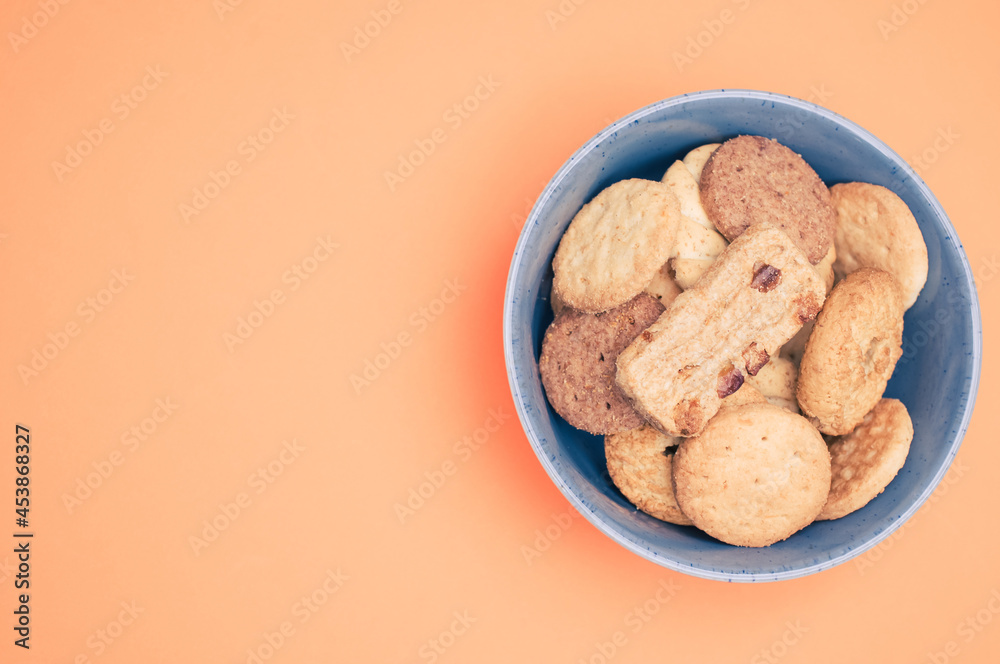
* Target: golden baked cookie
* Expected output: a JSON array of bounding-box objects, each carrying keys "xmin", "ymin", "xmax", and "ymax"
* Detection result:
[
  {"xmin": 672, "ymin": 403, "xmax": 832, "ymax": 547},
  {"xmin": 831, "ymin": 182, "xmax": 928, "ymax": 310},
  {"xmin": 552, "ymin": 179, "xmax": 681, "ymax": 313},
  {"xmin": 700, "ymin": 135, "xmax": 835, "ymax": 264},
  {"xmin": 818, "ymin": 399, "xmax": 913, "ymax": 520},
  {"xmin": 682, "ymin": 143, "xmax": 720, "ymax": 183},
  {"xmin": 616, "ymin": 221, "xmax": 827, "ymax": 437},
  {"xmin": 605, "ymin": 425, "xmax": 691, "ymax": 526},
  {"xmin": 797, "ymin": 268, "xmax": 904, "ymax": 435},
  {"xmin": 540, "ymin": 293, "xmax": 665, "ymax": 435}
]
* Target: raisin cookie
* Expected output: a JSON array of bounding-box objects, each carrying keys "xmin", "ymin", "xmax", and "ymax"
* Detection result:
[{"xmin": 616, "ymin": 222, "xmax": 827, "ymax": 437}]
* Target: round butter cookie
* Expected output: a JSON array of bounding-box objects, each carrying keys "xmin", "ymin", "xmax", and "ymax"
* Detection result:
[
  {"xmin": 699, "ymin": 135, "xmax": 835, "ymax": 264},
  {"xmin": 605, "ymin": 425, "xmax": 691, "ymax": 525},
  {"xmin": 539, "ymin": 293, "xmax": 665, "ymax": 435},
  {"xmin": 672, "ymin": 403, "xmax": 832, "ymax": 547},
  {"xmin": 553, "ymin": 179, "xmax": 681, "ymax": 313},
  {"xmin": 830, "ymin": 182, "xmax": 928, "ymax": 310},
  {"xmin": 818, "ymin": 399, "xmax": 913, "ymax": 520},
  {"xmin": 797, "ymin": 268, "xmax": 904, "ymax": 435}
]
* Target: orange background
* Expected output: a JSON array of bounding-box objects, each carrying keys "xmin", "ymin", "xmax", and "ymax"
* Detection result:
[{"xmin": 1, "ymin": 0, "xmax": 997, "ymax": 662}]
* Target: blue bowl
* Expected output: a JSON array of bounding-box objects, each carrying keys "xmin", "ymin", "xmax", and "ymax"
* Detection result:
[{"xmin": 503, "ymin": 89, "xmax": 982, "ymax": 582}]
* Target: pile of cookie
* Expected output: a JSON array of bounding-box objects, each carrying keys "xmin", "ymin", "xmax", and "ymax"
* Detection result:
[{"xmin": 539, "ymin": 135, "xmax": 928, "ymax": 547}]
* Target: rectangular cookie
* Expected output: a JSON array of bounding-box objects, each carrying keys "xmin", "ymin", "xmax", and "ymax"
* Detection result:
[{"xmin": 615, "ymin": 221, "xmax": 827, "ymax": 437}]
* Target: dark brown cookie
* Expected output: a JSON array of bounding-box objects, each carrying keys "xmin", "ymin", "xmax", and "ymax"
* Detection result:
[
  {"xmin": 699, "ymin": 135, "xmax": 835, "ymax": 264},
  {"xmin": 539, "ymin": 293, "xmax": 665, "ymax": 435}
]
